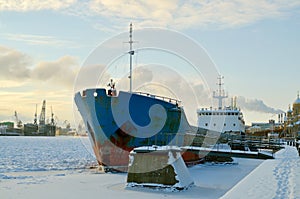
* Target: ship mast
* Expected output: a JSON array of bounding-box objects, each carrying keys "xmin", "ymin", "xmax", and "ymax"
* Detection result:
[
  {"xmin": 213, "ymin": 76, "xmax": 228, "ymax": 109},
  {"xmin": 128, "ymin": 23, "xmax": 134, "ymax": 93}
]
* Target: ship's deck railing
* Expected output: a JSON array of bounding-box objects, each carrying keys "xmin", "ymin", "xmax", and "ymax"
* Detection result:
[
  {"xmin": 81, "ymin": 90, "xmax": 181, "ymax": 106},
  {"xmin": 198, "ymin": 107, "xmax": 241, "ymax": 112},
  {"xmin": 134, "ymin": 91, "xmax": 181, "ymax": 106}
]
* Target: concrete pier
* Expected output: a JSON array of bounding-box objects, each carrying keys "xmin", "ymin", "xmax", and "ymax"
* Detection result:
[{"xmin": 127, "ymin": 146, "xmax": 194, "ymax": 190}]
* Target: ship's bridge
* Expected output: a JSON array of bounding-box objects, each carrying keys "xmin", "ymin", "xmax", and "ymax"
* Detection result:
[
  {"xmin": 197, "ymin": 107, "xmax": 245, "ymax": 134},
  {"xmin": 197, "ymin": 108, "xmax": 242, "ymax": 116}
]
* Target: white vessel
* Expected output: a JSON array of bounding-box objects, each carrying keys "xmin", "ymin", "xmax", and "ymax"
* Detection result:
[
  {"xmin": 197, "ymin": 76, "xmax": 245, "ymax": 134},
  {"xmin": 0, "ymin": 125, "xmax": 7, "ymax": 135}
]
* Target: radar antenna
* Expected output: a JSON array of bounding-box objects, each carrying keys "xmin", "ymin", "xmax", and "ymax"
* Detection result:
[{"xmin": 213, "ymin": 76, "xmax": 228, "ymax": 109}]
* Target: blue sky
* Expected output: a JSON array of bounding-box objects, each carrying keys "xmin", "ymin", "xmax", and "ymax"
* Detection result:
[{"xmin": 0, "ymin": 0, "xmax": 300, "ymax": 126}]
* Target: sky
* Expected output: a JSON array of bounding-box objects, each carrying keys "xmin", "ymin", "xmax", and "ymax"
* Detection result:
[{"xmin": 0, "ymin": 0, "xmax": 300, "ymax": 127}]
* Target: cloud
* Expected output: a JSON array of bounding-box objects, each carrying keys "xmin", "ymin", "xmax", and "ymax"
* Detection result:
[
  {"xmin": 0, "ymin": 46, "xmax": 80, "ymax": 123},
  {"xmin": 73, "ymin": 64, "xmax": 110, "ymax": 92},
  {"xmin": 88, "ymin": 0, "xmax": 177, "ymax": 27},
  {"xmin": 2, "ymin": 34, "xmax": 77, "ymax": 47},
  {"xmin": 0, "ymin": 45, "xmax": 31, "ymax": 80},
  {"xmin": 0, "ymin": 0, "xmax": 76, "ymax": 11},
  {"xmin": 31, "ymin": 56, "xmax": 79, "ymax": 88},
  {"xmin": 0, "ymin": 80, "xmax": 26, "ymax": 88},
  {"xmin": 0, "ymin": 45, "xmax": 79, "ymax": 88},
  {"xmin": 86, "ymin": 0, "xmax": 300, "ymax": 30},
  {"xmin": 115, "ymin": 66, "xmax": 285, "ymax": 124},
  {"xmin": 1, "ymin": 1, "xmax": 300, "ymax": 30},
  {"xmin": 237, "ymin": 96, "xmax": 284, "ymax": 114},
  {"xmin": 108, "ymin": 65, "xmax": 210, "ymax": 125},
  {"xmin": 115, "ymin": 66, "xmax": 153, "ymax": 91}
]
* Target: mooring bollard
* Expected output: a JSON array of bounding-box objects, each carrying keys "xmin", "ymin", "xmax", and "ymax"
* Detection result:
[
  {"xmin": 297, "ymin": 142, "xmax": 300, "ymax": 157},
  {"xmin": 127, "ymin": 146, "xmax": 194, "ymax": 190}
]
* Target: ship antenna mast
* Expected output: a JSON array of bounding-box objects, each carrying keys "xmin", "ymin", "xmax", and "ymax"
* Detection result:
[
  {"xmin": 213, "ymin": 76, "xmax": 228, "ymax": 109},
  {"xmin": 128, "ymin": 23, "xmax": 134, "ymax": 93}
]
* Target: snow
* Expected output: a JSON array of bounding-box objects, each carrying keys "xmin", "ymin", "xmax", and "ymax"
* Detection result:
[
  {"xmin": 222, "ymin": 145, "xmax": 300, "ymax": 199},
  {"xmin": 182, "ymin": 145, "xmax": 264, "ymax": 155},
  {"xmin": 128, "ymin": 147, "xmax": 193, "ymax": 189},
  {"xmin": 0, "ymin": 158, "xmax": 263, "ymax": 199},
  {"xmin": 294, "ymin": 97, "xmax": 300, "ymax": 105},
  {"xmin": 132, "ymin": 145, "xmax": 181, "ymax": 152},
  {"xmin": 167, "ymin": 150, "xmax": 193, "ymax": 189},
  {"xmin": 1, "ymin": 137, "xmax": 299, "ymax": 198}
]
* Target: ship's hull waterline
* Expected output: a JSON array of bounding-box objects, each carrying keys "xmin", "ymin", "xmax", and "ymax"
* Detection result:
[{"xmin": 75, "ymin": 88, "xmax": 196, "ymax": 171}]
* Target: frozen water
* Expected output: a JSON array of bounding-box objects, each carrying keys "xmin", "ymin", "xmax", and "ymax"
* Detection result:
[
  {"xmin": 1, "ymin": 137, "xmax": 299, "ymax": 198},
  {"xmin": 0, "ymin": 136, "xmax": 96, "ymax": 175}
]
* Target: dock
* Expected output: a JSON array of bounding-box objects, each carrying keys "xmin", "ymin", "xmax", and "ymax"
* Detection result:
[
  {"xmin": 222, "ymin": 145, "xmax": 300, "ymax": 198},
  {"xmin": 182, "ymin": 146, "xmax": 274, "ymax": 160},
  {"xmin": 182, "ymin": 132, "xmax": 285, "ymax": 162}
]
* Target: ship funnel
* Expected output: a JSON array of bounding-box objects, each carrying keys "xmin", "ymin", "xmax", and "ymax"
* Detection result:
[{"xmin": 234, "ymin": 96, "xmax": 237, "ymax": 109}]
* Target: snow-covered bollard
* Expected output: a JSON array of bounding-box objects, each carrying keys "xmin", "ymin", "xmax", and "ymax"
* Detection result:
[
  {"xmin": 126, "ymin": 146, "xmax": 194, "ymax": 191},
  {"xmin": 296, "ymin": 142, "xmax": 300, "ymax": 156}
]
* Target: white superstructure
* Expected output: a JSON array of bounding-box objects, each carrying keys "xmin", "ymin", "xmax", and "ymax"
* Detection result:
[
  {"xmin": 0, "ymin": 125, "xmax": 7, "ymax": 134},
  {"xmin": 197, "ymin": 76, "xmax": 245, "ymax": 134}
]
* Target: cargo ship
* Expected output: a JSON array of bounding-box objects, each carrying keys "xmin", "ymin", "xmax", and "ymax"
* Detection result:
[
  {"xmin": 197, "ymin": 76, "xmax": 245, "ymax": 134},
  {"xmin": 0, "ymin": 122, "xmax": 21, "ymax": 136},
  {"xmin": 75, "ymin": 24, "xmax": 193, "ymax": 171}
]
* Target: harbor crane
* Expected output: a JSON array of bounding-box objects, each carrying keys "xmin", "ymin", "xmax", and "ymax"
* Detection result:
[
  {"xmin": 34, "ymin": 104, "xmax": 37, "ymax": 125},
  {"xmin": 63, "ymin": 120, "xmax": 71, "ymax": 129},
  {"xmin": 14, "ymin": 111, "xmax": 22, "ymax": 128},
  {"xmin": 50, "ymin": 106, "xmax": 56, "ymax": 126},
  {"xmin": 39, "ymin": 100, "xmax": 46, "ymax": 126}
]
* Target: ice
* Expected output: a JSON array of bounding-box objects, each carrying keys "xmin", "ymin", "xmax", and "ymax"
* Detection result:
[
  {"xmin": 1, "ymin": 137, "xmax": 300, "ymax": 198},
  {"xmin": 0, "ymin": 157, "xmax": 262, "ymax": 198},
  {"xmin": 0, "ymin": 136, "xmax": 96, "ymax": 174}
]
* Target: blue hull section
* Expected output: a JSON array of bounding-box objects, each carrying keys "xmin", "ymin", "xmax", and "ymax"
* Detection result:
[{"xmin": 75, "ymin": 88, "xmax": 191, "ymax": 170}]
